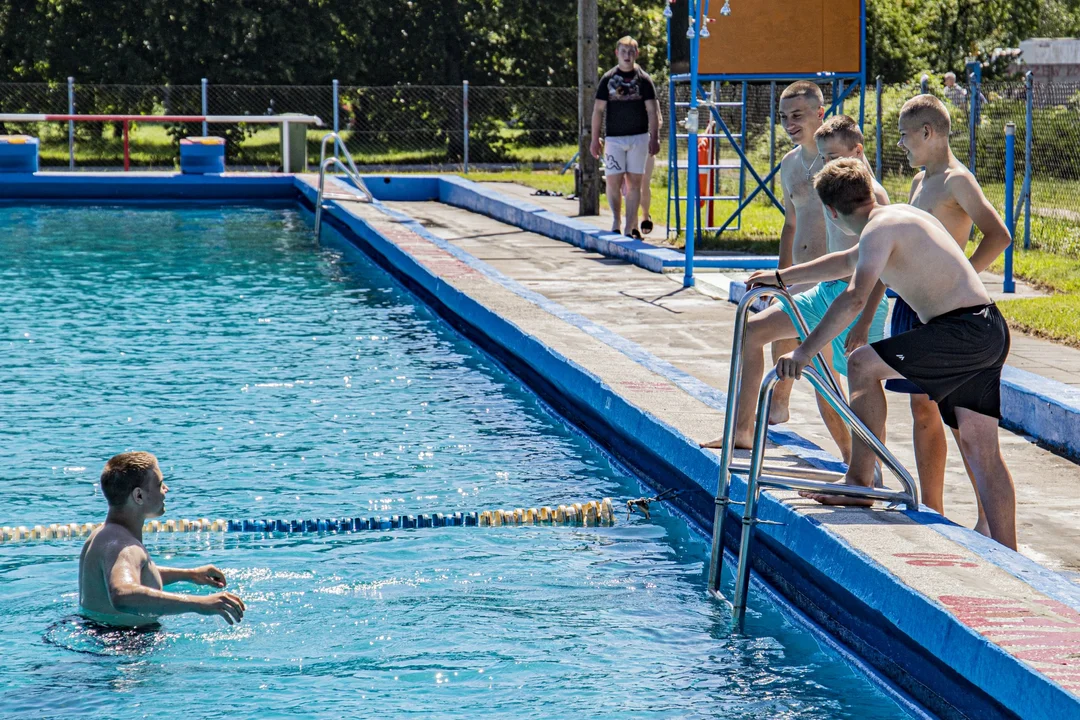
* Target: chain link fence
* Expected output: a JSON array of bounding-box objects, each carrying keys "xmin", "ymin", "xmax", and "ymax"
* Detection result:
[
  {"xmin": 3, "ymin": 78, "xmax": 1080, "ymax": 255},
  {"xmin": 663, "ymin": 76, "xmax": 1080, "ymax": 256},
  {"xmin": 0, "ymin": 81, "xmax": 583, "ymax": 170}
]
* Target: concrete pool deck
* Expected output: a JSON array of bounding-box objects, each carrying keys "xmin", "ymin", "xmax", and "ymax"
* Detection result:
[
  {"xmin": 293, "ymin": 174, "xmax": 1080, "ymax": 718},
  {"xmin": 368, "ymin": 194, "xmax": 1080, "ymax": 577}
]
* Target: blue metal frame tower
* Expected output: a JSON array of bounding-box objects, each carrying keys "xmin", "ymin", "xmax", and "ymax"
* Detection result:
[{"xmin": 666, "ymin": 0, "xmax": 868, "ymax": 287}]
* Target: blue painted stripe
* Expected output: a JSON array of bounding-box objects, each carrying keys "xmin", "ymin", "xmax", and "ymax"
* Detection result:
[
  {"xmin": 0, "ymin": 172, "xmax": 298, "ymax": 200},
  {"xmin": 333, "ymin": 173, "xmax": 779, "ymax": 271}
]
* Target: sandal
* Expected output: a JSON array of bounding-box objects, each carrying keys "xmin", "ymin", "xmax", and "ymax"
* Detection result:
[
  {"xmin": 628, "ymin": 228, "xmax": 643, "ymax": 240},
  {"xmin": 641, "ymin": 219, "xmax": 654, "ymax": 235}
]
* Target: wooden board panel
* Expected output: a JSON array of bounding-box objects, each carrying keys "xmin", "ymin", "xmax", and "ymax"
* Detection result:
[
  {"xmin": 696, "ymin": 0, "xmax": 860, "ymax": 76},
  {"xmin": 822, "ymin": 0, "xmax": 862, "ymax": 72}
]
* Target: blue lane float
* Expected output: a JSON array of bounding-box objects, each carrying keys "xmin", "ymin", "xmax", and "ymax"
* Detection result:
[{"xmin": 1, "ymin": 499, "xmax": 615, "ymax": 541}]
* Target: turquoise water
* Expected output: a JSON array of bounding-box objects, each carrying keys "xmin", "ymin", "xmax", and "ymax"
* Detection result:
[{"xmin": 0, "ymin": 206, "xmax": 908, "ymax": 718}]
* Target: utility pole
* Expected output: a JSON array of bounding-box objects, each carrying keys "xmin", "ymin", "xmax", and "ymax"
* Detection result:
[{"xmin": 578, "ymin": 0, "xmax": 600, "ymax": 215}]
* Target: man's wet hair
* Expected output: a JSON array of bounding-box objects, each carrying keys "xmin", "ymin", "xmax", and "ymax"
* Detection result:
[
  {"xmin": 100, "ymin": 451, "xmax": 159, "ymax": 507},
  {"xmin": 814, "ymin": 115, "xmax": 864, "ymax": 149},
  {"xmin": 780, "ymin": 81, "xmax": 824, "ymax": 107},
  {"xmin": 900, "ymin": 94, "xmax": 951, "ymax": 135},
  {"xmin": 813, "ymin": 158, "xmax": 874, "ymax": 216}
]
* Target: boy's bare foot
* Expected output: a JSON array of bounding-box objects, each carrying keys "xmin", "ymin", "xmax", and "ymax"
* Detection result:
[
  {"xmin": 798, "ymin": 476, "xmax": 875, "ymax": 507},
  {"xmin": 767, "ymin": 403, "xmax": 790, "ymax": 425},
  {"xmin": 973, "ymin": 518, "xmax": 991, "ymax": 537},
  {"xmin": 699, "ymin": 432, "xmax": 755, "ymax": 450}
]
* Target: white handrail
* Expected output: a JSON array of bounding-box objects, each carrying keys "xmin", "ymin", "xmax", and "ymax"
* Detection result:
[{"xmin": 315, "ymin": 132, "xmax": 373, "ymax": 238}]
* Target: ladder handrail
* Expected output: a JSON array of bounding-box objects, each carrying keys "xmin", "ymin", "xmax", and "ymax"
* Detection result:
[
  {"xmin": 707, "ymin": 285, "xmax": 845, "ymax": 594},
  {"xmin": 729, "ymin": 367, "xmax": 919, "ymax": 628},
  {"xmin": 319, "ymin": 131, "xmax": 364, "ymax": 181},
  {"xmin": 315, "ymin": 132, "xmax": 373, "ymax": 238}
]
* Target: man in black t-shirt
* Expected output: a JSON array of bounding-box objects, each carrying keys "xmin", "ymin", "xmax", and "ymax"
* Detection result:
[{"xmin": 590, "ymin": 36, "xmax": 660, "ymax": 238}]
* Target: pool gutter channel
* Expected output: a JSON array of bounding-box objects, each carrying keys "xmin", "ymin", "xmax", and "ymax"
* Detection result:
[{"xmin": 296, "ymin": 178, "xmax": 1078, "ymax": 720}]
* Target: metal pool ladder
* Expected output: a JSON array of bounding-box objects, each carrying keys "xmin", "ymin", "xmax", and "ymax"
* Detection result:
[
  {"xmin": 707, "ymin": 285, "xmax": 920, "ymax": 628},
  {"xmin": 314, "ymin": 132, "xmax": 374, "ymax": 238}
]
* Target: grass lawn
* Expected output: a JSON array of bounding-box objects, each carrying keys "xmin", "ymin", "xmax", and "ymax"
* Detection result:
[{"xmin": 31, "ymin": 124, "xmax": 581, "ymax": 168}]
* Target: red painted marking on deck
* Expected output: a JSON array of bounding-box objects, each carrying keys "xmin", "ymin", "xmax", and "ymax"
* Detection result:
[
  {"xmin": 894, "ymin": 552, "xmax": 978, "ymax": 568},
  {"xmin": 617, "ymin": 380, "xmax": 677, "ymax": 393},
  {"xmin": 377, "ymin": 225, "xmax": 479, "ymax": 279},
  {"xmin": 940, "ymin": 595, "xmax": 1080, "ymax": 690}
]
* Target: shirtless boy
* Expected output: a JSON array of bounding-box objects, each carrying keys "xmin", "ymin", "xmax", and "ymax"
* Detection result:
[
  {"xmin": 750, "ymin": 158, "xmax": 1017, "ymax": 549},
  {"xmin": 79, "ymin": 451, "xmax": 245, "ymax": 627},
  {"xmin": 894, "ymin": 94, "xmax": 1012, "ymax": 533},
  {"xmin": 702, "ymin": 113, "xmax": 889, "ymax": 460}
]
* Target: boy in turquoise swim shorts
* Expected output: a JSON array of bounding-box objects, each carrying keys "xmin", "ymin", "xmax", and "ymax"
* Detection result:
[{"xmin": 703, "ymin": 116, "xmax": 889, "ymax": 464}]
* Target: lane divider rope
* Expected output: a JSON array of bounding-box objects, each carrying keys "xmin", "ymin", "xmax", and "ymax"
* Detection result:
[{"xmin": 1, "ymin": 498, "xmax": 616, "ymax": 542}]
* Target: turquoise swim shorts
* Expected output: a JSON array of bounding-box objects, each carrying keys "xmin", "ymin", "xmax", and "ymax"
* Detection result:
[{"xmin": 781, "ymin": 279, "xmax": 889, "ymax": 376}]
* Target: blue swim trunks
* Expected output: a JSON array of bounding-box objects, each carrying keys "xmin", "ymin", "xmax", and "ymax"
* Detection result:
[
  {"xmin": 884, "ymin": 296, "xmax": 925, "ymax": 394},
  {"xmin": 781, "ymin": 279, "xmax": 889, "ymax": 376}
]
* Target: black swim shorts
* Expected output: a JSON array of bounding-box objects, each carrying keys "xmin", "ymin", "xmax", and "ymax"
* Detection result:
[
  {"xmin": 883, "ymin": 296, "xmax": 924, "ymax": 395},
  {"xmin": 871, "ymin": 304, "xmax": 1010, "ymax": 428}
]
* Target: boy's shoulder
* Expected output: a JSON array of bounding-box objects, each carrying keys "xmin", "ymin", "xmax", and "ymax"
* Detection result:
[{"xmin": 942, "ymin": 160, "xmax": 978, "ymax": 191}]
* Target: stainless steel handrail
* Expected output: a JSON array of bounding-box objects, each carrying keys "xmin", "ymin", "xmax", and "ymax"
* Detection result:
[
  {"xmin": 729, "ymin": 367, "xmax": 919, "ymax": 628},
  {"xmin": 706, "ymin": 285, "xmax": 844, "ymax": 595},
  {"xmin": 315, "ymin": 132, "xmax": 373, "ymax": 238}
]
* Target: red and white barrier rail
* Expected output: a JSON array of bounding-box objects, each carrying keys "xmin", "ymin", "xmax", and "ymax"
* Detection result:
[{"xmin": 0, "ymin": 113, "xmax": 323, "ymax": 171}]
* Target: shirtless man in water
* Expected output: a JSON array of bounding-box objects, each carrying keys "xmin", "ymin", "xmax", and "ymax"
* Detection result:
[
  {"xmin": 749, "ymin": 159, "xmax": 1017, "ymax": 549},
  {"xmin": 892, "ymin": 94, "xmax": 1012, "ymax": 535},
  {"xmin": 79, "ymin": 451, "xmax": 245, "ymax": 627}
]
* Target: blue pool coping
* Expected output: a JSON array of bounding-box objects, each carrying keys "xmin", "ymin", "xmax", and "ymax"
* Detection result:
[
  {"xmin": 6, "ymin": 170, "xmax": 1080, "ymax": 718},
  {"xmin": 297, "ymin": 183, "xmax": 1080, "ymax": 719},
  {"xmin": 729, "ymin": 279, "xmax": 1080, "ymax": 460}
]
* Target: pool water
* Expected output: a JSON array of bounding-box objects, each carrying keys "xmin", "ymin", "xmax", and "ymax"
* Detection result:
[{"xmin": 0, "ymin": 206, "xmax": 909, "ymax": 718}]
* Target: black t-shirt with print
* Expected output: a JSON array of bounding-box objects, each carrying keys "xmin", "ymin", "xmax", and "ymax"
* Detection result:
[{"xmin": 596, "ymin": 66, "xmax": 656, "ymax": 138}]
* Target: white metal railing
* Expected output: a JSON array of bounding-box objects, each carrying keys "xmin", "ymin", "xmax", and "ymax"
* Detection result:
[
  {"xmin": 705, "ymin": 285, "xmax": 919, "ymax": 629},
  {"xmin": 314, "ymin": 132, "xmax": 373, "ymax": 237}
]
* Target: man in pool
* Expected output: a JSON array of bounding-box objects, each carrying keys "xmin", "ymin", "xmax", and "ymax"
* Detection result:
[
  {"xmin": 894, "ymin": 94, "xmax": 1012, "ymax": 534},
  {"xmin": 748, "ymin": 158, "xmax": 1017, "ymax": 549},
  {"xmin": 702, "ymin": 114, "xmax": 890, "ymax": 463},
  {"xmin": 79, "ymin": 451, "xmax": 246, "ymax": 627}
]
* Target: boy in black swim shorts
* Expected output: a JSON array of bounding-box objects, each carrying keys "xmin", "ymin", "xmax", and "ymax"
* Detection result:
[
  {"xmin": 750, "ymin": 158, "xmax": 1017, "ymax": 549},
  {"xmin": 891, "ymin": 94, "xmax": 1012, "ymax": 534},
  {"xmin": 874, "ymin": 304, "xmax": 1010, "ymax": 429}
]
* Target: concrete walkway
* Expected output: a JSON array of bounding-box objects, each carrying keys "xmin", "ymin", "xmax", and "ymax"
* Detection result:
[
  {"xmin": 485, "ymin": 179, "xmax": 1080, "ymax": 388},
  {"xmin": 387, "ymin": 197, "xmax": 1080, "ymax": 578}
]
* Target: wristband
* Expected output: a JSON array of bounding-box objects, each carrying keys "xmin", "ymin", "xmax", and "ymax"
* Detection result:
[{"xmin": 775, "ymin": 269, "xmax": 788, "ymax": 291}]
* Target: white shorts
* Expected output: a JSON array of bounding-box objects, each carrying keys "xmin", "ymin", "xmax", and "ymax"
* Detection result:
[{"xmin": 604, "ymin": 133, "xmax": 649, "ymax": 176}]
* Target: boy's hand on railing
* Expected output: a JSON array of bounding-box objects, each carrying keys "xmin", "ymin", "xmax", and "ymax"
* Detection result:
[
  {"xmin": 747, "ymin": 270, "xmax": 780, "ymax": 289},
  {"xmin": 845, "ymin": 321, "xmax": 871, "ymax": 356},
  {"xmin": 775, "ymin": 347, "xmax": 811, "ymax": 380}
]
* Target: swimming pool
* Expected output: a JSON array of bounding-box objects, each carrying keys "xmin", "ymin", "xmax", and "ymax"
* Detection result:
[{"xmin": 0, "ymin": 205, "xmax": 912, "ymax": 717}]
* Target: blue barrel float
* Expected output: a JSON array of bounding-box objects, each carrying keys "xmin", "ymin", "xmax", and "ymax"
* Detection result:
[
  {"xmin": 179, "ymin": 136, "xmax": 226, "ymax": 174},
  {"xmin": 0, "ymin": 136, "xmax": 39, "ymax": 173}
]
